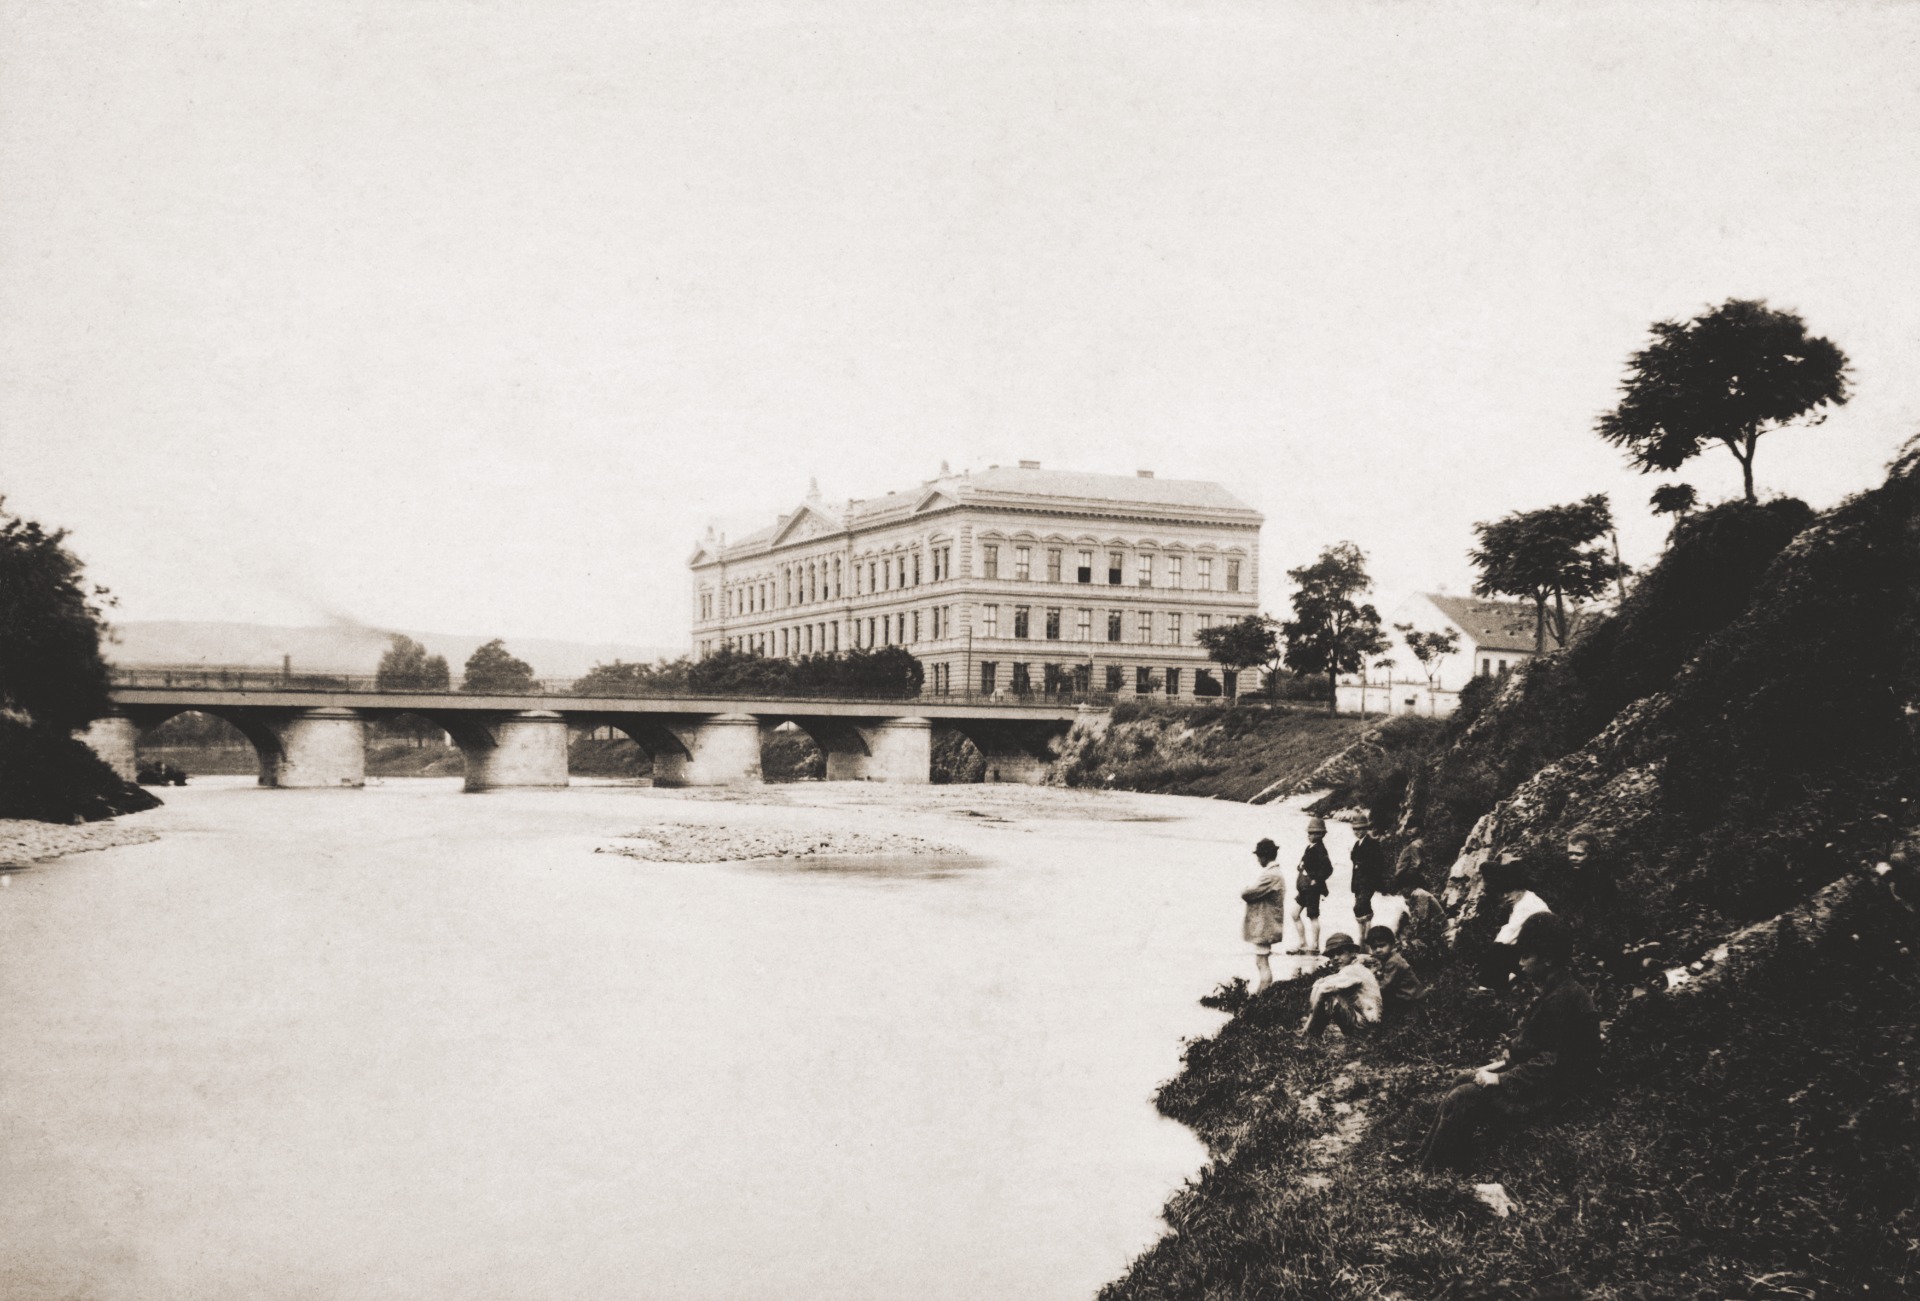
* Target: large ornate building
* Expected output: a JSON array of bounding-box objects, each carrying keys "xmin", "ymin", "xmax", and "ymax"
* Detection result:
[{"xmin": 688, "ymin": 462, "xmax": 1264, "ymax": 697}]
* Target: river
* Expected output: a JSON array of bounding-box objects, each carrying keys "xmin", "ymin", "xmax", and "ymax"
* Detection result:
[{"xmin": 0, "ymin": 778, "xmax": 1352, "ymax": 1299}]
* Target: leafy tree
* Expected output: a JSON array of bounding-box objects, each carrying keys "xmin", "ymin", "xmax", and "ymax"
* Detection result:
[
  {"xmin": 1597, "ymin": 298, "xmax": 1850, "ymax": 504},
  {"xmin": 0, "ymin": 497, "xmax": 114, "ymax": 731},
  {"xmin": 1394, "ymin": 623, "xmax": 1461, "ymax": 690},
  {"xmin": 684, "ymin": 646, "xmax": 923, "ymax": 699},
  {"xmin": 573, "ymin": 657, "xmax": 692, "ymax": 696},
  {"xmin": 1469, "ymin": 494, "xmax": 1628, "ymax": 653},
  {"xmin": 1650, "ymin": 483, "xmax": 1698, "ymax": 520},
  {"xmin": 1196, "ymin": 614, "xmax": 1282, "ymax": 697},
  {"xmin": 375, "ymin": 635, "xmax": 450, "ymax": 692},
  {"xmin": 0, "ymin": 498, "xmax": 156, "ymax": 821},
  {"xmin": 460, "ymin": 639, "xmax": 538, "ymax": 694},
  {"xmin": 1280, "ymin": 542, "xmax": 1389, "ymax": 715}
]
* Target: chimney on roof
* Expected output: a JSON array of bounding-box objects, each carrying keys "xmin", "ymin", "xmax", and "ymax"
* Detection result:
[
  {"xmin": 1018, "ymin": 459, "xmax": 1041, "ymax": 470},
  {"xmin": 938, "ymin": 459, "xmax": 951, "ymax": 476},
  {"xmin": 1136, "ymin": 469, "xmax": 1154, "ymax": 478}
]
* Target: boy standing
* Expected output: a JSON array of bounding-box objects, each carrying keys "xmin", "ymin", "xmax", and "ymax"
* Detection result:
[
  {"xmin": 1290, "ymin": 816, "xmax": 1334, "ymax": 954},
  {"xmin": 1240, "ymin": 838, "xmax": 1288, "ymax": 992},
  {"xmin": 1349, "ymin": 813, "xmax": 1390, "ymax": 938},
  {"xmin": 1301, "ymin": 932, "xmax": 1382, "ymax": 1040}
]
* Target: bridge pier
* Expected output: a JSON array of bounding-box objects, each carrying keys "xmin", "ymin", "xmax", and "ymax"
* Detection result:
[
  {"xmin": 655, "ymin": 713, "xmax": 763, "ymax": 787},
  {"xmin": 464, "ymin": 711, "xmax": 571, "ymax": 791},
  {"xmin": 842, "ymin": 717, "xmax": 933, "ymax": 783},
  {"xmin": 76, "ymin": 712, "xmax": 140, "ymax": 781},
  {"xmin": 265, "ymin": 707, "xmax": 366, "ymax": 788},
  {"xmin": 953, "ymin": 720, "xmax": 1069, "ymax": 785}
]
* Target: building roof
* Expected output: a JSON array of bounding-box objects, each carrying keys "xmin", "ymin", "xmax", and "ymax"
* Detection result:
[
  {"xmin": 1420, "ymin": 593, "xmax": 1542, "ymax": 654},
  {"xmin": 697, "ymin": 464, "xmax": 1260, "ymax": 564},
  {"xmin": 958, "ymin": 465, "xmax": 1257, "ymax": 514}
]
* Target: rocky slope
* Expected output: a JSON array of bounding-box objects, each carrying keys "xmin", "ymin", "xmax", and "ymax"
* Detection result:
[{"xmin": 1104, "ymin": 443, "xmax": 1920, "ymax": 1298}]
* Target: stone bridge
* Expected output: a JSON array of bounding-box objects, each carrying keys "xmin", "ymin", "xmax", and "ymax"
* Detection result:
[{"xmin": 85, "ymin": 686, "xmax": 1092, "ymax": 791}]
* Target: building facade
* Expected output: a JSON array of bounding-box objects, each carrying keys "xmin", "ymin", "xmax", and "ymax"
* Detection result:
[
  {"xmin": 1336, "ymin": 592, "xmax": 1555, "ymax": 716},
  {"xmin": 689, "ymin": 462, "xmax": 1263, "ymax": 697}
]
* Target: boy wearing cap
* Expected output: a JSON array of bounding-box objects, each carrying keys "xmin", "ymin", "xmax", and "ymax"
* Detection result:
[
  {"xmin": 1290, "ymin": 817, "xmax": 1334, "ymax": 955},
  {"xmin": 1349, "ymin": 812, "xmax": 1391, "ymax": 939},
  {"xmin": 1419, "ymin": 912, "xmax": 1600, "ymax": 1171},
  {"xmin": 1479, "ymin": 853, "xmax": 1553, "ymax": 989},
  {"xmin": 1300, "ymin": 932, "xmax": 1382, "ymax": 1040},
  {"xmin": 1240, "ymin": 838, "xmax": 1288, "ymax": 992}
]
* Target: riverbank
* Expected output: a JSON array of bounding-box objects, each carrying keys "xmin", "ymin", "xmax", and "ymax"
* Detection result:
[
  {"xmin": 1053, "ymin": 704, "xmax": 1369, "ymax": 801},
  {"xmin": 0, "ymin": 816, "xmax": 160, "ymax": 867}
]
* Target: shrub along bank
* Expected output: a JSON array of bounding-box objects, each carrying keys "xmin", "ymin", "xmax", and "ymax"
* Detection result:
[
  {"xmin": 1053, "ymin": 703, "xmax": 1371, "ymax": 801},
  {"xmin": 1104, "ymin": 448, "xmax": 1920, "ymax": 1297}
]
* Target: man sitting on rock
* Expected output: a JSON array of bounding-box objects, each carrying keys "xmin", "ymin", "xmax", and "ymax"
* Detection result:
[
  {"xmin": 1300, "ymin": 932, "xmax": 1381, "ymax": 1041},
  {"xmin": 1418, "ymin": 912, "xmax": 1600, "ymax": 1171}
]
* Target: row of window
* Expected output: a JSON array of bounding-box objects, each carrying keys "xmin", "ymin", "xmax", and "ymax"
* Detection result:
[
  {"xmin": 702, "ymin": 544, "xmax": 1246, "ymax": 621},
  {"xmin": 702, "ymin": 543, "xmax": 960, "ymax": 622},
  {"xmin": 981, "ymin": 545, "xmax": 1240, "ymax": 591},
  {"xmin": 978, "ymin": 605, "xmax": 1218, "ymax": 646},
  {"xmin": 708, "ymin": 603, "xmax": 1224, "ymax": 651},
  {"xmin": 971, "ymin": 662, "xmax": 1239, "ymax": 697}
]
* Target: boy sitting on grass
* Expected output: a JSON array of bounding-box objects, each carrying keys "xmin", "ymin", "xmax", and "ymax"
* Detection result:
[
  {"xmin": 1366, "ymin": 924, "xmax": 1427, "ymax": 1016},
  {"xmin": 1418, "ymin": 911, "xmax": 1600, "ymax": 1171},
  {"xmin": 1300, "ymin": 932, "xmax": 1381, "ymax": 1041}
]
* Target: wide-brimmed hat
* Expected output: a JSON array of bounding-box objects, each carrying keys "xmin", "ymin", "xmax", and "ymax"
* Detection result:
[
  {"xmin": 1322, "ymin": 932, "xmax": 1361, "ymax": 956},
  {"xmin": 1306, "ymin": 816, "xmax": 1327, "ymax": 834},
  {"xmin": 1352, "ymin": 812, "xmax": 1372, "ymax": 829}
]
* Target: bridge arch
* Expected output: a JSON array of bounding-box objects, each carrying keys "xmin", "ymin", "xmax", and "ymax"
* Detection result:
[{"xmin": 124, "ymin": 705, "xmax": 284, "ymax": 783}]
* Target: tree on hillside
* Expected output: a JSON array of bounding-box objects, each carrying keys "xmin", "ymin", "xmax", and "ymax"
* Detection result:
[
  {"xmin": 1394, "ymin": 623, "xmax": 1461, "ymax": 691},
  {"xmin": 1649, "ymin": 483, "xmax": 1699, "ymax": 521},
  {"xmin": 1280, "ymin": 543, "xmax": 1388, "ymax": 715},
  {"xmin": 375, "ymin": 635, "xmax": 450, "ymax": 692},
  {"xmin": 1469, "ymin": 495, "xmax": 1628, "ymax": 654},
  {"xmin": 1597, "ymin": 298, "xmax": 1850, "ymax": 504},
  {"xmin": 0, "ymin": 497, "xmax": 114, "ymax": 731},
  {"xmin": 574, "ymin": 657, "xmax": 692, "ymax": 696},
  {"xmin": 460, "ymin": 639, "xmax": 537, "ymax": 694},
  {"xmin": 1196, "ymin": 614, "xmax": 1281, "ymax": 698}
]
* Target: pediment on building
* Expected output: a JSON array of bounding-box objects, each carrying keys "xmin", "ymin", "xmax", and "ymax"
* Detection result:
[
  {"xmin": 688, "ymin": 545, "xmax": 719, "ymax": 567},
  {"xmin": 767, "ymin": 502, "xmax": 842, "ymax": 548},
  {"xmin": 910, "ymin": 488, "xmax": 963, "ymax": 515}
]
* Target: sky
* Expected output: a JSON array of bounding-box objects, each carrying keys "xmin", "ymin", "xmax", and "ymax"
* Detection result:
[{"xmin": 3, "ymin": 0, "xmax": 1917, "ymax": 652}]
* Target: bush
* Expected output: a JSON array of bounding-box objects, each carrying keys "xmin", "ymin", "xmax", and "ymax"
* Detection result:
[
  {"xmin": 931, "ymin": 728, "xmax": 986, "ymax": 784},
  {"xmin": 0, "ymin": 717, "xmax": 159, "ymax": 822}
]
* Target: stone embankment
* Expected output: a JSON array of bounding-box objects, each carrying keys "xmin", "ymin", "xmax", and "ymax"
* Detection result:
[{"xmin": 0, "ymin": 818, "xmax": 160, "ymax": 868}]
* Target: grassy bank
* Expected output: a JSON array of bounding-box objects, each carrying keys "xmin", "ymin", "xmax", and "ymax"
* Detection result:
[
  {"xmin": 1054, "ymin": 703, "xmax": 1371, "ymax": 801},
  {"xmin": 1106, "ymin": 451, "xmax": 1920, "ymax": 1296},
  {"xmin": 1106, "ymin": 872, "xmax": 1917, "ymax": 1299}
]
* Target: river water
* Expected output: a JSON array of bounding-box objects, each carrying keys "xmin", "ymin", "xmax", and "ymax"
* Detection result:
[{"xmin": 0, "ymin": 778, "xmax": 1353, "ymax": 1299}]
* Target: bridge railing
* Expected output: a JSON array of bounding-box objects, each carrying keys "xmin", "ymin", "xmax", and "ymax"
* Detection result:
[{"xmin": 107, "ymin": 667, "xmax": 1119, "ymax": 709}]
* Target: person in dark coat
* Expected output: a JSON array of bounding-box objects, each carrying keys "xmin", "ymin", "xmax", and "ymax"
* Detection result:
[
  {"xmin": 1366, "ymin": 925, "xmax": 1427, "ymax": 1017},
  {"xmin": 1290, "ymin": 816, "xmax": 1334, "ymax": 954},
  {"xmin": 1419, "ymin": 912, "xmax": 1600, "ymax": 1171},
  {"xmin": 1393, "ymin": 869, "xmax": 1448, "ymax": 971},
  {"xmin": 1349, "ymin": 812, "xmax": 1391, "ymax": 938}
]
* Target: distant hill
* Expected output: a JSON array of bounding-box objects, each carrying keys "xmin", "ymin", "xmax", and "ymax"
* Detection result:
[{"xmin": 105, "ymin": 621, "xmax": 679, "ymax": 682}]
